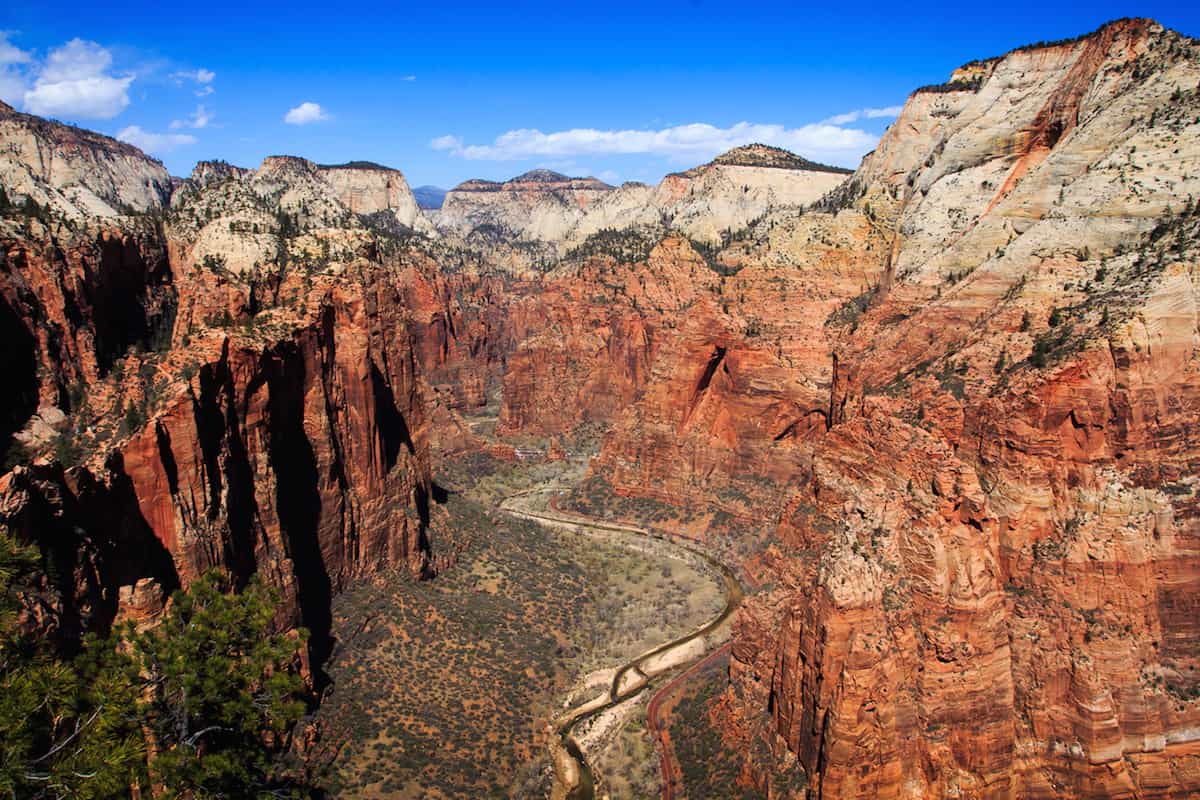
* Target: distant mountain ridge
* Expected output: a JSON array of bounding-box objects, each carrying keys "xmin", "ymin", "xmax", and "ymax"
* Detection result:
[
  {"xmin": 450, "ymin": 170, "xmax": 614, "ymax": 193},
  {"xmin": 433, "ymin": 143, "xmax": 850, "ymax": 261},
  {"xmin": 413, "ymin": 185, "xmax": 447, "ymax": 209}
]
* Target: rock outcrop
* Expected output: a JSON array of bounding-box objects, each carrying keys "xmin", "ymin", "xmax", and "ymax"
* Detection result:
[
  {"xmin": 0, "ymin": 100, "xmax": 171, "ymax": 218},
  {"xmin": 0, "ymin": 218, "xmax": 173, "ymax": 442},
  {"xmin": 437, "ymin": 169, "xmax": 615, "ymax": 244},
  {"xmin": 578, "ymin": 17, "xmax": 1200, "ymax": 798},
  {"xmin": 0, "ymin": 115, "xmax": 435, "ymax": 674},
  {"xmin": 433, "ymin": 147, "xmax": 851, "ymax": 273},
  {"xmin": 3, "ymin": 16, "xmax": 1200, "ymax": 799}
]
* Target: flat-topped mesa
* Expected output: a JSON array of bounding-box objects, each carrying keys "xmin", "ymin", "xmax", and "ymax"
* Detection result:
[
  {"xmin": 450, "ymin": 169, "xmax": 614, "ymax": 194},
  {"xmin": 314, "ymin": 160, "xmax": 425, "ymax": 222},
  {"xmin": 0, "ymin": 99, "xmax": 171, "ymax": 218},
  {"xmin": 204, "ymin": 155, "xmax": 425, "ymax": 226},
  {"xmin": 435, "ymin": 169, "xmax": 617, "ymax": 255},
  {"xmin": 565, "ymin": 144, "xmax": 851, "ymax": 248}
]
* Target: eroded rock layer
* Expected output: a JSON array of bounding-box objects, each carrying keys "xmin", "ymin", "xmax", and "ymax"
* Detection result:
[
  {"xmin": 581, "ymin": 18, "xmax": 1200, "ymax": 799},
  {"xmin": 0, "ymin": 111, "xmax": 435, "ymax": 671},
  {"xmin": 2, "ymin": 16, "xmax": 1200, "ymax": 799}
]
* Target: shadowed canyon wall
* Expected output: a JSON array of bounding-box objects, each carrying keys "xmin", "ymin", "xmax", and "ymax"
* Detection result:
[{"xmin": 2, "ymin": 18, "xmax": 1200, "ymax": 798}]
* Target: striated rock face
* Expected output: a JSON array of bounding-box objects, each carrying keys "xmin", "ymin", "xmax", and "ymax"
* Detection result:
[
  {"xmin": 127, "ymin": 275, "xmax": 430, "ymax": 658},
  {"xmin": 1, "ymin": 268, "xmax": 433, "ymax": 666},
  {"xmin": 0, "ymin": 218, "xmax": 173, "ymax": 441},
  {"xmin": 570, "ymin": 147, "xmax": 850, "ymax": 247},
  {"xmin": 575, "ymin": 17, "xmax": 1200, "ymax": 799},
  {"xmin": 497, "ymin": 236, "xmax": 724, "ymax": 435},
  {"xmin": 437, "ymin": 169, "xmax": 615, "ymax": 243},
  {"xmin": 166, "ymin": 154, "xmax": 432, "ymax": 279},
  {"xmin": 434, "ymin": 147, "xmax": 852, "ymax": 273},
  {"xmin": 3, "ymin": 16, "xmax": 1200, "ymax": 799},
  {"xmin": 394, "ymin": 256, "xmax": 516, "ymax": 411},
  {"xmin": 315, "ymin": 161, "xmax": 427, "ymax": 231},
  {"xmin": 0, "ymin": 113, "xmax": 435, "ymax": 673},
  {"xmin": 0, "ymin": 100, "xmax": 171, "ymax": 217}
]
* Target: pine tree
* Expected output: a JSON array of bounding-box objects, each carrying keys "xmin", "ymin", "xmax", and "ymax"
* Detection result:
[
  {"xmin": 120, "ymin": 572, "xmax": 308, "ymax": 799},
  {"xmin": 1, "ymin": 537, "xmax": 310, "ymax": 799},
  {"xmin": 0, "ymin": 532, "xmax": 145, "ymax": 800}
]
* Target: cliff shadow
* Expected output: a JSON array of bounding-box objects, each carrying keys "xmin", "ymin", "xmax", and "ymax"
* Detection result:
[
  {"xmin": 0, "ymin": 293, "xmax": 38, "ymax": 452},
  {"xmin": 370, "ymin": 361, "xmax": 414, "ymax": 471},
  {"xmin": 0, "ymin": 459, "xmax": 181, "ymax": 653},
  {"xmin": 90, "ymin": 234, "xmax": 176, "ymax": 374},
  {"xmin": 267, "ymin": 346, "xmax": 334, "ymax": 687}
]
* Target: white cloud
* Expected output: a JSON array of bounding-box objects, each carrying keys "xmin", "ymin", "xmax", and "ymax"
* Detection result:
[
  {"xmin": 401, "ymin": 75, "xmax": 416, "ymax": 81},
  {"xmin": 117, "ymin": 125, "xmax": 196, "ymax": 154},
  {"xmin": 431, "ymin": 121, "xmax": 879, "ymax": 166},
  {"xmin": 0, "ymin": 31, "xmax": 31, "ymax": 66},
  {"xmin": 430, "ymin": 134, "xmax": 463, "ymax": 151},
  {"xmin": 23, "ymin": 39, "xmax": 132, "ymax": 119},
  {"xmin": 283, "ymin": 101, "xmax": 329, "ymax": 125},
  {"xmin": 820, "ymin": 105, "xmax": 904, "ymax": 126},
  {"xmin": 170, "ymin": 104, "xmax": 213, "ymax": 129},
  {"xmin": 0, "ymin": 32, "xmax": 32, "ymax": 105},
  {"xmin": 171, "ymin": 68, "xmax": 214, "ymax": 85},
  {"xmin": 170, "ymin": 68, "xmax": 215, "ymax": 96}
]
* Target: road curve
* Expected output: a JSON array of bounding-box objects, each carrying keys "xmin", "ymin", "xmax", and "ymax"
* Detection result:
[
  {"xmin": 499, "ymin": 488, "xmax": 745, "ymax": 800},
  {"xmin": 645, "ymin": 642, "xmax": 734, "ymax": 800}
]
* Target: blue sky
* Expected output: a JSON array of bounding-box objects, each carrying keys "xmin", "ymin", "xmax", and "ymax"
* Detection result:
[{"xmin": 1, "ymin": 2, "xmax": 1197, "ymax": 188}]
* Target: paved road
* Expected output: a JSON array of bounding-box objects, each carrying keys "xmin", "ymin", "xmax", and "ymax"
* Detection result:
[{"xmin": 645, "ymin": 642, "xmax": 734, "ymax": 800}]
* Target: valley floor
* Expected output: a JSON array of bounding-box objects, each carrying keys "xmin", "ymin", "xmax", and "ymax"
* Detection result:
[{"xmin": 312, "ymin": 450, "xmax": 736, "ymax": 799}]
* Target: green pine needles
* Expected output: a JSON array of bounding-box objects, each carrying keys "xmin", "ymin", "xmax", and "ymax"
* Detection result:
[{"xmin": 0, "ymin": 532, "xmax": 311, "ymax": 799}]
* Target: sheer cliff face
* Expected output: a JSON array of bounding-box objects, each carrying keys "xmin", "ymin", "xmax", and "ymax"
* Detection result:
[
  {"xmin": 437, "ymin": 169, "xmax": 616, "ymax": 244},
  {"xmin": 166, "ymin": 154, "xmax": 431, "ymax": 280},
  {"xmin": 576, "ymin": 18, "xmax": 1200, "ymax": 798},
  {"xmin": 0, "ymin": 101, "xmax": 171, "ymax": 218},
  {"xmin": 2, "ymin": 15, "xmax": 1200, "ymax": 797},
  {"xmin": 0, "ymin": 105, "xmax": 179, "ymax": 452},
  {"xmin": 114, "ymin": 275, "xmax": 431, "ymax": 662},
  {"xmin": 0, "ymin": 119, "xmax": 434, "ymax": 665},
  {"xmin": 0, "ymin": 223, "xmax": 173, "ymax": 440}
]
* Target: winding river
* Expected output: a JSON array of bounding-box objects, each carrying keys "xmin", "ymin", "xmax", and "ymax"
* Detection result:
[{"xmin": 499, "ymin": 487, "xmax": 745, "ymax": 799}]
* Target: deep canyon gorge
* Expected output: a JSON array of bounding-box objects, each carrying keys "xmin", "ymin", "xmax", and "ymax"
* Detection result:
[{"xmin": 3, "ymin": 15, "xmax": 1200, "ymax": 799}]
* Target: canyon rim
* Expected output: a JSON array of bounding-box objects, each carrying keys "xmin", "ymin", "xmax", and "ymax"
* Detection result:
[{"xmin": 2, "ymin": 10, "xmax": 1200, "ymax": 800}]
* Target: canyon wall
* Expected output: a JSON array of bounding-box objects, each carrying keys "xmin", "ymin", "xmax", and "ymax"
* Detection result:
[
  {"xmin": 0, "ymin": 114, "xmax": 437, "ymax": 671},
  {"xmin": 573, "ymin": 18, "xmax": 1200, "ymax": 798},
  {"xmin": 2, "ymin": 16, "xmax": 1200, "ymax": 799}
]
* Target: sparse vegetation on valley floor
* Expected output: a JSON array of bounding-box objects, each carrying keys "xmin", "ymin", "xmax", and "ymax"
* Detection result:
[{"xmin": 314, "ymin": 451, "xmax": 724, "ymax": 798}]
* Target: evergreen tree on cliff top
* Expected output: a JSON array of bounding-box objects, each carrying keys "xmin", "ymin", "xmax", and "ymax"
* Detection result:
[
  {"xmin": 121, "ymin": 572, "xmax": 308, "ymax": 799},
  {"xmin": 0, "ymin": 529, "xmax": 309, "ymax": 799},
  {"xmin": 0, "ymin": 531, "xmax": 144, "ymax": 798}
]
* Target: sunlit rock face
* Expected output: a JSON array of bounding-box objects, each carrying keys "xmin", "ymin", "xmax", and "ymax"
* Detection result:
[
  {"xmin": 0, "ymin": 100, "xmax": 172, "ymax": 218},
  {"xmin": 432, "ymin": 151, "xmax": 851, "ymax": 274},
  {"xmin": 3, "ymin": 15, "xmax": 1200, "ymax": 798},
  {"xmin": 585, "ymin": 18, "xmax": 1200, "ymax": 798},
  {"xmin": 0, "ymin": 112, "xmax": 434, "ymax": 673}
]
